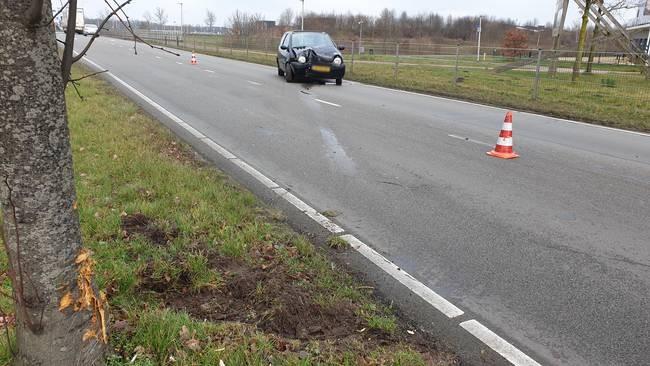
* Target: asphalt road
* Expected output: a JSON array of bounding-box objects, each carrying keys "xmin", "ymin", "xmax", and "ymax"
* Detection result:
[{"xmin": 72, "ymin": 35, "xmax": 649, "ymax": 365}]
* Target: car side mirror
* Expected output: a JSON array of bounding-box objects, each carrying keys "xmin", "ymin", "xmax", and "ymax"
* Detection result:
[
  {"xmin": 338, "ymin": 46, "xmax": 345, "ymax": 51},
  {"xmin": 280, "ymin": 45, "xmax": 288, "ymax": 50}
]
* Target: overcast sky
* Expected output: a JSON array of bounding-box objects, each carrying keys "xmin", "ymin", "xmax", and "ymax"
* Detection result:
[{"xmin": 69, "ymin": 0, "xmax": 642, "ymax": 28}]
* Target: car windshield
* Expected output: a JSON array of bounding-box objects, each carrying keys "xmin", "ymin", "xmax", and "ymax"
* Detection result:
[{"xmin": 291, "ymin": 33, "xmax": 334, "ymax": 48}]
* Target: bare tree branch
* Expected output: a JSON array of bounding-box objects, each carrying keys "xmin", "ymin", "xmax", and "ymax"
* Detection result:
[
  {"xmin": 69, "ymin": 79, "xmax": 84, "ymax": 100},
  {"xmin": 61, "ymin": 0, "xmax": 78, "ymax": 85},
  {"xmin": 24, "ymin": 0, "xmax": 45, "ymax": 26},
  {"xmin": 71, "ymin": 0, "xmax": 132, "ymax": 63},
  {"xmin": 46, "ymin": 1, "xmax": 69, "ymax": 26},
  {"xmin": 69, "ymin": 70, "xmax": 109, "ymax": 83}
]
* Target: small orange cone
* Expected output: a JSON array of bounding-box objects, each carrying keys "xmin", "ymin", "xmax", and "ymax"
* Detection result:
[
  {"xmin": 190, "ymin": 53, "xmax": 198, "ymax": 65},
  {"xmin": 487, "ymin": 112, "xmax": 519, "ymax": 159}
]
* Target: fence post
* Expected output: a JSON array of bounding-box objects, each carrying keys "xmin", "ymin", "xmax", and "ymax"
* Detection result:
[
  {"xmin": 532, "ymin": 48, "xmax": 543, "ymax": 100},
  {"xmin": 176, "ymin": 35, "xmax": 179, "ymax": 47},
  {"xmin": 394, "ymin": 43, "xmax": 400, "ymax": 80},
  {"xmin": 454, "ymin": 44, "xmax": 460, "ymax": 85},
  {"xmin": 350, "ymin": 41, "xmax": 355, "ymax": 75}
]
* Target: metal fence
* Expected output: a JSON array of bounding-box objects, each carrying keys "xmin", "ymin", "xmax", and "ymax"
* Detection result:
[{"xmin": 104, "ymin": 29, "xmax": 650, "ymax": 128}]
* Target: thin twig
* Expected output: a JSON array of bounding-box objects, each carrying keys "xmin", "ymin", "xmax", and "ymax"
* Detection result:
[
  {"xmin": 69, "ymin": 70, "xmax": 108, "ymax": 83},
  {"xmin": 69, "ymin": 80, "xmax": 84, "ymax": 100},
  {"xmin": 46, "ymin": 0, "xmax": 69, "ymax": 26},
  {"xmin": 71, "ymin": 0, "xmax": 133, "ymax": 63}
]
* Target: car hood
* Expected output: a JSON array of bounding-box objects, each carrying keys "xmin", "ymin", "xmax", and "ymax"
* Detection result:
[{"xmin": 294, "ymin": 46, "xmax": 340, "ymax": 62}]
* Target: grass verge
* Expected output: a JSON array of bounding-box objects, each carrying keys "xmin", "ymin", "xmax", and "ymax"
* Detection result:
[{"xmin": 0, "ymin": 67, "xmax": 457, "ymax": 365}]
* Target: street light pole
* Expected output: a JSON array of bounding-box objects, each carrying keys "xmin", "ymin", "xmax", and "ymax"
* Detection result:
[
  {"xmin": 177, "ymin": 2, "xmax": 183, "ymax": 35},
  {"xmin": 300, "ymin": 0, "xmax": 304, "ymax": 31},
  {"xmin": 477, "ymin": 16, "xmax": 482, "ymax": 62},
  {"xmin": 359, "ymin": 20, "xmax": 364, "ymax": 57}
]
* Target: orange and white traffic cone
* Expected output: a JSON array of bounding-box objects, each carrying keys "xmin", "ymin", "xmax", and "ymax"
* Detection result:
[
  {"xmin": 487, "ymin": 111, "xmax": 519, "ymax": 159},
  {"xmin": 190, "ymin": 53, "xmax": 198, "ymax": 65}
]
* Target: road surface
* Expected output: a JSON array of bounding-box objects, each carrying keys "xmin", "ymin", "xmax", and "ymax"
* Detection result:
[{"xmin": 72, "ymin": 35, "xmax": 649, "ymax": 365}]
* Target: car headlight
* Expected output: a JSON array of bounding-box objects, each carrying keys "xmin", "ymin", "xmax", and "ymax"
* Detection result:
[
  {"xmin": 333, "ymin": 56, "xmax": 342, "ymax": 65},
  {"xmin": 298, "ymin": 55, "xmax": 307, "ymax": 64}
]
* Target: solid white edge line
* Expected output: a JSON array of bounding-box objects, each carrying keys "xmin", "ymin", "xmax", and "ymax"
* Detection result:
[
  {"xmin": 247, "ymin": 80, "xmax": 262, "ymax": 86},
  {"xmin": 230, "ymin": 159, "xmax": 279, "ymax": 189},
  {"xmin": 340, "ymin": 234, "xmax": 464, "ymax": 319},
  {"xmin": 272, "ymin": 188, "xmax": 344, "ymax": 233},
  {"xmin": 315, "ymin": 99, "xmax": 342, "ymax": 107},
  {"xmin": 200, "ymin": 137, "xmax": 237, "ymax": 159},
  {"xmin": 357, "ymin": 83, "xmax": 649, "ymax": 138},
  {"xmin": 81, "ymin": 57, "xmax": 207, "ymax": 142},
  {"xmin": 460, "ymin": 320, "xmax": 542, "ymax": 366}
]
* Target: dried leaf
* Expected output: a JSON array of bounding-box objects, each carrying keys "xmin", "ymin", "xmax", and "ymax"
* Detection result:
[
  {"xmin": 82, "ymin": 329, "xmax": 97, "ymax": 342},
  {"xmin": 179, "ymin": 325, "xmax": 191, "ymax": 342},
  {"xmin": 185, "ymin": 338, "xmax": 201, "ymax": 351},
  {"xmin": 75, "ymin": 249, "xmax": 91, "ymax": 264},
  {"xmin": 59, "ymin": 292, "xmax": 73, "ymax": 311}
]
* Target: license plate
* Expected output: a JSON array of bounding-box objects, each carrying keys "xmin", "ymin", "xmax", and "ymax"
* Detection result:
[{"xmin": 312, "ymin": 65, "xmax": 331, "ymax": 73}]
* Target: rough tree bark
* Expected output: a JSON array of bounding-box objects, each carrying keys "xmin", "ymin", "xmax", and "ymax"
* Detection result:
[{"xmin": 0, "ymin": 1, "xmax": 106, "ymax": 365}]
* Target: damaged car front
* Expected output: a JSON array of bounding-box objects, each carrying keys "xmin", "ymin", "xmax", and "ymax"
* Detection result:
[{"xmin": 277, "ymin": 32, "xmax": 346, "ymax": 85}]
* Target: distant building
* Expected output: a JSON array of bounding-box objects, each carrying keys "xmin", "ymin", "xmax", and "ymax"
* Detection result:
[
  {"xmin": 255, "ymin": 20, "xmax": 276, "ymax": 30},
  {"xmin": 628, "ymin": 0, "xmax": 650, "ymax": 54}
]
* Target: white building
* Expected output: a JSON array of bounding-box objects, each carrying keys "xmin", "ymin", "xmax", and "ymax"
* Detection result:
[{"xmin": 628, "ymin": 0, "xmax": 650, "ymax": 54}]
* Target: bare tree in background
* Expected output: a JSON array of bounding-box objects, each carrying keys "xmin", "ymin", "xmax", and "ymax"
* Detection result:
[
  {"xmin": 0, "ymin": 1, "xmax": 177, "ymax": 364},
  {"xmin": 205, "ymin": 9, "xmax": 216, "ymax": 32},
  {"xmin": 154, "ymin": 6, "xmax": 167, "ymax": 29},
  {"xmin": 143, "ymin": 10, "xmax": 153, "ymax": 30},
  {"xmin": 279, "ymin": 8, "xmax": 294, "ymax": 27},
  {"xmin": 228, "ymin": 10, "xmax": 262, "ymax": 37}
]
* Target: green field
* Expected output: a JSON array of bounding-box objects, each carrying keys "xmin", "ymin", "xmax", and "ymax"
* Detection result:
[
  {"xmin": 142, "ymin": 33, "xmax": 650, "ymax": 133},
  {"xmin": 0, "ymin": 68, "xmax": 457, "ymax": 365}
]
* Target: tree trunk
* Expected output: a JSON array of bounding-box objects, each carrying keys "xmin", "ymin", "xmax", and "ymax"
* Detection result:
[
  {"xmin": 586, "ymin": 0, "xmax": 604, "ymax": 74},
  {"xmin": 585, "ymin": 22, "xmax": 599, "ymax": 74},
  {"xmin": 572, "ymin": 0, "xmax": 592, "ymax": 81},
  {"xmin": 0, "ymin": 1, "xmax": 106, "ymax": 365}
]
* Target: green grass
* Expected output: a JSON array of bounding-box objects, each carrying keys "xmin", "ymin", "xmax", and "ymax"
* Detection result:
[
  {"xmin": 148, "ymin": 35, "xmax": 650, "ymax": 132},
  {"xmin": 0, "ymin": 67, "xmax": 455, "ymax": 365},
  {"xmin": 326, "ymin": 236, "xmax": 348, "ymax": 250}
]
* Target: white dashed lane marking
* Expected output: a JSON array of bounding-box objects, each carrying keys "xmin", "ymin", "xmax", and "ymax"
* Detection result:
[{"xmin": 315, "ymin": 99, "xmax": 341, "ymax": 107}]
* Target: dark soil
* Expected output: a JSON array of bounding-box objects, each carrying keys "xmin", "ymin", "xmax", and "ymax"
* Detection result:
[
  {"xmin": 121, "ymin": 213, "xmax": 179, "ymax": 245},
  {"xmin": 137, "ymin": 244, "xmax": 452, "ymax": 363}
]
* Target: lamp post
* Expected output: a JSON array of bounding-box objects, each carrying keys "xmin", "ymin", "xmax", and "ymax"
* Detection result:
[
  {"xmin": 477, "ymin": 16, "xmax": 482, "ymax": 62},
  {"xmin": 177, "ymin": 2, "xmax": 183, "ymax": 36},
  {"xmin": 358, "ymin": 20, "xmax": 364, "ymax": 57},
  {"xmin": 300, "ymin": 0, "xmax": 304, "ymax": 31}
]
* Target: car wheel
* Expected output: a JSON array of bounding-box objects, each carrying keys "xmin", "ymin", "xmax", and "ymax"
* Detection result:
[
  {"xmin": 336, "ymin": 78, "xmax": 343, "ymax": 86},
  {"xmin": 284, "ymin": 64, "xmax": 294, "ymax": 83},
  {"xmin": 277, "ymin": 60, "xmax": 285, "ymax": 77}
]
